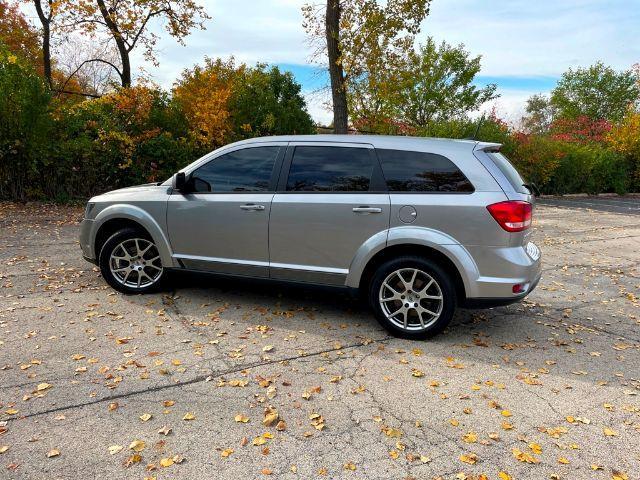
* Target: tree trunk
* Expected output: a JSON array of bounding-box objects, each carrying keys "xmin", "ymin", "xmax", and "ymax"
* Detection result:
[
  {"xmin": 96, "ymin": 0, "xmax": 131, "ymax": 87},
  {"xmin": 33, "ymin": 0, "xmax": 52, "ymax": 88},
  {"xmin": 325, "ymin": 0, "xmax": 348, "ymax": 134}
]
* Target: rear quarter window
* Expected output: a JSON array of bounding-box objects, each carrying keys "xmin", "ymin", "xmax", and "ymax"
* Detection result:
[
  {"xmin": 377, "ymin": 149, "xmax": 474, "ymax": 193},
  {"xmin": 486, "ymin": 151, "xmax": 529, "ymax": 194}
]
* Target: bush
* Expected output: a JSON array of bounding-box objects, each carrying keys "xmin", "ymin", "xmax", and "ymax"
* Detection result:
[
  {"xmin": 0, "ymin": 43, "xmax": 53, "ymax": 201},
  {"xmin": 544, "ymin": 143, "xmax": 629, "ymax": 195}
]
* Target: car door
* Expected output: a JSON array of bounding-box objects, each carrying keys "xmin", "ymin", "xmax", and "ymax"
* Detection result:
[
  {"xmin": 167, "ymin": 143, "xmax": 285, "ymax": 277},
  {"xmin": 269, "ymin": 142, "xmax": 390, "ymax": 285}
]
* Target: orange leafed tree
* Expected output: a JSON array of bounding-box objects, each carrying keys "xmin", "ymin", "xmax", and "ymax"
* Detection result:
[
  {"xmin": 0, "ymin": 1, "xmax": 40, "ymax": 63},
  {"xmin": 173, "ymin": 58, "xmax": 236, "ymax": 148}
]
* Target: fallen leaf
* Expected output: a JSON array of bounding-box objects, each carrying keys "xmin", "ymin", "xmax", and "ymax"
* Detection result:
[
  {"xmin": 159, "ymin": 457, "xmax": 174, "ymax": 467},
  {"xmin": 140, "ymin": 413, "xmax": 152, "ymax": 422},
  {"xmin": 512, "ymin": 447, "xmax": 539, "ymax": 464},
  {"xmin": 47, "ymin": 449, "xmax": 60, "ymax": 458},
  {"xmin": 221, "ymin": 448, "xmax": 234, "ymax": 458},
  {"xmin": 459, "ymin": 453, "xmax": 478, "ymax": 465},
  {"xmin": 183, "ymin": 412, "xmax": 195, "ymax": 421},
  {"xmin": 235, "ymin": 414, "xmax": 250, "ymax": 423},
  {"xmin": 108, "ymin": 445, "xmax": 123, "ymax": 455},
  {"xmin": 129, "ymin": 440, "xmax": 146, "ymax": 452}
]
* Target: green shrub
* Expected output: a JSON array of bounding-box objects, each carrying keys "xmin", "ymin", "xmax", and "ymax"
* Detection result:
[
  {"xmin": 0, "ymin": 43, "xmax": 53, "ymax": 201},
  {"xmin": 545, "ymin": 143, "xmax": 629, "ymax": 195}
]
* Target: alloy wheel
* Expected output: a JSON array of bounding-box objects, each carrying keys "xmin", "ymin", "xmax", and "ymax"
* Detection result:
[
  {"xmin": 109, "ymin": 238, "xmax": 163, "ymax": 289},
  {"xmin": 378, "ymin": 268, "xmax": 444, "ymax": 331}
]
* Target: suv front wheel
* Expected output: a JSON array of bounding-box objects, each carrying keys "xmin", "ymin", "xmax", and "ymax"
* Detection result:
[
  {"xmin": 99, "ymin": 228, "xmax": 165, "ymax": 294},
  {"xmin": 369, "ymin": 256, "xmax": 456, "ymax": 339}
]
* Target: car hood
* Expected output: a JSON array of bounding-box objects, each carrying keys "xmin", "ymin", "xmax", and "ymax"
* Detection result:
[{"xmin": 90, "ymin": 183, "xmax": 167, "ymax": 202}]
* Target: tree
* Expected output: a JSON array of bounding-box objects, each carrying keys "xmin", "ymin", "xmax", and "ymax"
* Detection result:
[
  {"xmin": 349, "ymin": 37, "xmax": 497, "ymax": 133},
  {"xmin": 550, "ymin": 62, "xmax": 640, "ymax": 122},
  {"xmin": 397, "ymin": 38, "xmax": 497, "ymax": 128},
  {"xmin": 230, "ymin": 65, "xmax": 315, "ymax": 138},
  {"xmin": 521, "ymin": 94, "xmax": 555, "ymax": 134},
  {"xmin": 0, "ymin": 1, "xmax": 40, "ymax": 66},
  {"xmin": 70, "ymin": 0, "xmax": 209, "ymax": 87},
  {"xmin": 303, "ymin": 0, "xmax": 431, "ymax": 133},
  {"xmin": 31, "ymin": 0, "xmax": 54, "ymax": 87},
  {"xmin": 172, "ymin": 58, "xmax": 234, "ymax": 148},
  {"xmin": 172, "ymin": 58, "xmax": 315, "ymax": 147}
]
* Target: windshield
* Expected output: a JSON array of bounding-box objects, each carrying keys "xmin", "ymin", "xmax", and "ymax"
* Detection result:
[{"xmin": 486, "ymin": 151, "xmax": 529, "ymax": 194}]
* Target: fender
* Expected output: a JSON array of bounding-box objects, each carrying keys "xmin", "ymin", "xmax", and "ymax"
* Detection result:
[
  {"xmin": 91, "ymin": 204, "xmax": 176, "ymax": 268},
  {"xmin": 345, "ymin": 226, "xmax": 480, "ymax": 297}
]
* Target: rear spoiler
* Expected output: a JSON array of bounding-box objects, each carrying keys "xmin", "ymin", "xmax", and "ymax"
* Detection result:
[{"xmin": 474, "ymin": 142, "xmax": 502, "ymax": 152}]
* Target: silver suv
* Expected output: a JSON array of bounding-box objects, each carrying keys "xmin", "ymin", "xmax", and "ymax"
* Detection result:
[{"xmin": 80, "ymin": 135, "xmax": 541, "ymax": 338}]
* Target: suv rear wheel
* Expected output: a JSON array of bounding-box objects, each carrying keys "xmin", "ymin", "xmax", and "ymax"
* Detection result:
[
  {"xmin": 99, "ymin": 228, "xmax": 165, "ymax": 294},
  {"xmin": 369, "ymin": 256, "xmax": 456, "ymax": 339}
]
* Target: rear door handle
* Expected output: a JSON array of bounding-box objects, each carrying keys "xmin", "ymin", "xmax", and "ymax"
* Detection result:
[
  {"xmin": 352, "ymin": 206, "xmax": 382, "ymax": 214},
  {"xmin": 240, "ymin": 204, "xmax": 265, "ymax": 211}
]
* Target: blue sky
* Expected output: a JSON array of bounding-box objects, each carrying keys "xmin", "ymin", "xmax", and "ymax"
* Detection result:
[{"xmin": 23, "ymin": 0, "xmax": 640, "ymax": 124}]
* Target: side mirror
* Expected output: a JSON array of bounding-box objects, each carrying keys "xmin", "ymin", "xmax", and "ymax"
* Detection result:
[{"xmin": 173, "ymin": 172, "xmax": 187, "ymax": 192}]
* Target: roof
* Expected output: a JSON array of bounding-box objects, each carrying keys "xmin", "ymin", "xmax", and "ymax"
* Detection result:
[{"xmin": 225, "ymin": 134, "xmax": 501, "ymax": 156}]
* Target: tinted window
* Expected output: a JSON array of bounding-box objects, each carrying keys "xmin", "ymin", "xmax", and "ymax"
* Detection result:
[
  {"xmin": 191, "ymin": 146, "xmax": 279, "ymax": 192},
  {"xmin": 378, "ymin": 149, "xmax": 474, "ymax": 192},
  {"xmin": 286, "ymin": 146, "xmax": 373, "ymax": 192},
  {"xmin": 486, "ymin": 151, "xmax": 528, "ymax": 194}
]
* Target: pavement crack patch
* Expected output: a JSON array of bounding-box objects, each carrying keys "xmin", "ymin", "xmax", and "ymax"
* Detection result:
[{"xmin": 4, "ymin": 336, "xmax": 391, "ymax": 422}]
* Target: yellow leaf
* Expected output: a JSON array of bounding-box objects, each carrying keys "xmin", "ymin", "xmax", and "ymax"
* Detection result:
[
  {"xmin": 221, "ymin": 448, "xmax": 234, "ymax": 458},
  {"xmin": 160, "ymin": 457, "xmax": 174, "ymax": 467},
  {"xmin": 498, "ymin": 472, "xmax": 512, "ymax": 480},
  {"xmin": 459, "ymin": 453, "xmax": 478, "ymax": 465},
  {"xmin": 129, "ymin": 440, "xmax": 146, "ymax": 452},
  {"xmin": 612, "ymin": 470, "xmax": 628, "ymax": 480},
  {"xmin": 36, "ymin": 383, "xmax": 52, "ymax": 391},
  {"xmin": 512, "ymin": 447, "xmax": 539, "ymax": 464},
  {"xmin": 139, "ymin": 413, "xmax": 152, "ymax": 422},
  {"xmin": 5, "ymin": 408, "xmax": 18, "ymax": 415},
  {"xmin": 344, "ymin": 462, "xmax": 356, "ymax": 470},
  {"xmin": 389, "ymin": 449, "xmax": 399, "ymax": 459},
  {"xmin": 529, "ymin": 442, "xmax": 542, "ymax": 454},
  {"xmin": 183, "ymin": 412, "xmax": 195, "ymax": 421},
  {"xmin": 263, "ymin": 406, "xmax": 279, "ymax": 427},
  {"xmin": 501, "ymin": 410, "xmax": 512, "ymax": 417},
  {"xmin": 47, "ymin": 448, "xmax": 60, "ymax": 458},
  {"xmin": 235, "ymin": 414, "xmax": 249, "ymax": 423},
  {"xmin": 462, "ymin": 431, "xmax": 478, "ymax": 443},
  {"xmin": 0, "ymin": 446, "xmax": 9, "ymax": 454},
  {"xmin": 449, "ymin": 419, "xmax": 459, "ymax": 427},
  {"xmin": 558, "ymin": 457, "xmax": 570, "ymax": 464},
  {"xmin": 603, "ymin": 427, "xmax": 618, "ymax": 437}
]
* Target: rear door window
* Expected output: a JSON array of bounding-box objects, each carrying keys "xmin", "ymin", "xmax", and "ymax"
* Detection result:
[
  {"xmin": 377, "ymin": 149, "xmax": 474, "ymax": 192},
  {"xmin": 286, "ymin": 146, "xmax": 374, "ymax": 192},
  {"xmin": 486, "ymin": 151, "xmax": 529, "ymax": 194}
]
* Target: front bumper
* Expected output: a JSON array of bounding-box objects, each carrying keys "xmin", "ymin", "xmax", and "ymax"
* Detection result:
[{"xmin": 79, "ymin": 218, "xmax": 96, "ymax": 263}]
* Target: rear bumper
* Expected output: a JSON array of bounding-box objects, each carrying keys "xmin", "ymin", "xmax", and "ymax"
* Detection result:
[
  {"xmin": 463, "ymin": 241, "xmax": 542, "ymax": 304},
  {"xmin": 461, "ymin": 271, "xmax": 541, "ymax": 308}
]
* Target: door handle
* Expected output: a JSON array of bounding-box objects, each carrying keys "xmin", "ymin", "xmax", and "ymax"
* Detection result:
[
  {"xmin": 352, "ymin": 206, "xmax": 382, "ymax": 214},
  {"xmin": 240, "ymin": 204, "xmax": 265, "ymax": 211}
]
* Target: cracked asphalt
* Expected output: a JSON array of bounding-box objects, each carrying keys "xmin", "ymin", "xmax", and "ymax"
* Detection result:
[{"xmin": 0, "ymin": 197, "xmax": 639, "ymax": 480}]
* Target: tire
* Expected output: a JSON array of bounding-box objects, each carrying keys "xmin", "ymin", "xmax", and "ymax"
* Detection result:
[
  {"xmin": 368, "ymin": 256, "xmax": 456, "ymax": 339},
  {"xmin": 98, "ymin": 227, "xmax": 166, "ymax": 294}
]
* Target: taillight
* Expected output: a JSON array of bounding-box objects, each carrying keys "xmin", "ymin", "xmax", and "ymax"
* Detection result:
[{"xmin": 486, "ymin": 201, "xmax": 532, "ymax": 232}]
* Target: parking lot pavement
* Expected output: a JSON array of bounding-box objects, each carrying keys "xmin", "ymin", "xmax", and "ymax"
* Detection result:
[{"xmin": 0, "ymin": 198, "xmax": 638, "ymax": 480}]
